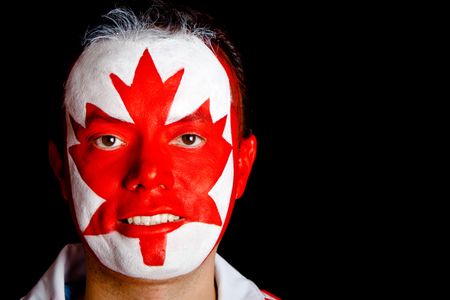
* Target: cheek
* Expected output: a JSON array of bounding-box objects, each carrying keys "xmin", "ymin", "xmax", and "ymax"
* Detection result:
[
  {"xmin": 69, "ymin": 145, "xmax": 132, "ymax": 199},
  {"xmin": 171, "ymin": 147, "xmax": 229, "ymax": 193}
]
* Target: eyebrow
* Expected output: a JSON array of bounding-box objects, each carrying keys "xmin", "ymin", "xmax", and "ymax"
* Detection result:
[
  {"xmin": 174, "ymin": 110, "xmax": 211, "ymax": 123},
  {"xmin": 85, "ymin": 111, "xmax": 129, "ymax": 126}
]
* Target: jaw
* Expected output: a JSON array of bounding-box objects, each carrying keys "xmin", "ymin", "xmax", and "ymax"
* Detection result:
[{"xmin": 83, "ymin": 223, "xmax": 222, "ymax": 280}]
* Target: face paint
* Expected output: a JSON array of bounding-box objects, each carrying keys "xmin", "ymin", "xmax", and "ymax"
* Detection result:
[{"xmin": 64, "ymin": 35, "xmax": 239, "ymax": 279}]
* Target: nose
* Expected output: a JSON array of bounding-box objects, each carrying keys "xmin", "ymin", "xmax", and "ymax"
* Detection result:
[{"xmin": 124, "ymin": 160, "xmax": 174, "ymax": 191}]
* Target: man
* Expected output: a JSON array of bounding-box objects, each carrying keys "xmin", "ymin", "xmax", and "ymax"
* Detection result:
[{"xmin": 22, "ymin": 2, "xmax": 279, "ymax": 300}]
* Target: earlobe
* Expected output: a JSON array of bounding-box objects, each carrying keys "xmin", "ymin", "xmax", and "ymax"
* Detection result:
[
  {"xmin": 48, "ymin": 141, "xmax": 69, "ymax": 201},
  {"xmin": 235, "ymin": 134, "xmax": 257, "ymax": 199}
]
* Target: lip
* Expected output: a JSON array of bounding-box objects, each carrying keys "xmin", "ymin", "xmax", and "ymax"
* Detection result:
[
  {"xmin": 116, "ymin": 206, "xmax": 187, "ymax": 238},
  {"xmin": 118, "ymin": 207, "xmax": 184, "ymax": 221},
  {"xmin": 116, "ymin": 218, "xmax": 187, "ymax": 238}
]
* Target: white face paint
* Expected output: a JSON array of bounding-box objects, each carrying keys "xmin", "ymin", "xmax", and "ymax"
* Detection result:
[{"xmin": 64, "ymin": 34, "xmax": 237, "ymax": 279}]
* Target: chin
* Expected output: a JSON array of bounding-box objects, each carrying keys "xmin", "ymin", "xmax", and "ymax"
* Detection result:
[{"xmin": 84, "ymin": 222, "xmax": 222, "ymax": 280}]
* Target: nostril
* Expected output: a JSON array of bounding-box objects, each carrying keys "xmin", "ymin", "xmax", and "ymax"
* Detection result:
[
  {"xmin": 124, "ymin": 162, "xmax": 173, "ymax": 191},
  {"xmin": 124, "ymin": 179, "xmax": 142, "ymax": 191}
]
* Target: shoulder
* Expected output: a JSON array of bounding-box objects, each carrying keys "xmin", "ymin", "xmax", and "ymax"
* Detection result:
[
  {"xmin": 21, "ymin": 244, "xmax": 85, "ymax": 300},
  {"xmin": 215, "ymin": 254, "xmax": 280, "ymax": 300}
]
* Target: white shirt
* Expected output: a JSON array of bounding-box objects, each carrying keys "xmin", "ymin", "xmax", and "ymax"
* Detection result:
[{"xmin": 22, "ymin": 244, "xmax": 278, "ymax": 300}]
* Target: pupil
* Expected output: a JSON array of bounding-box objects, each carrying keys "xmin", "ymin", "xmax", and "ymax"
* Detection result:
[
  {"xmin": 102, "ymin": 136, "xmax": 116, "ymax": 146},
  {"xmin": 182, "ymin": 135, "xmax": 195, "ymax": 145}
]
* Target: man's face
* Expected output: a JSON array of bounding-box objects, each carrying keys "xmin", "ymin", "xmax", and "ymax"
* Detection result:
[{"xmin": 63, "ymin": 36, "xmax": 245, "ymax": 280}]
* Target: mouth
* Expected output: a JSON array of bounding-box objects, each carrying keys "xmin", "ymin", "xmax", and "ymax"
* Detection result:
[
  {"xmin": 120, "ymin": 213, "xmax": 182, "ymax": 226},
  {"xmin": 116, "ymin": 212, "xmax": 186, "ymax": 237}
]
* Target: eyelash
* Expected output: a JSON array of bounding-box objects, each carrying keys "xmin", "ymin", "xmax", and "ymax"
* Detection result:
[
  {"xmin": 90, "ymin": 133, "xmax": 205, "ymax": 150},
  {"xmin": 91, "ymin": 135, "xmax": 126, "ymax": 150},
  {"xmin": 169, "ymin": 133, "xmax": 206, "ymax": 148}
]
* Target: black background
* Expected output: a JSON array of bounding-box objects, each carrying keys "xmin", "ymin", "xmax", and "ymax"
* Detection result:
[{"xmin": 3, "ymin": 1, "xmax": 382, "ymax": 299}]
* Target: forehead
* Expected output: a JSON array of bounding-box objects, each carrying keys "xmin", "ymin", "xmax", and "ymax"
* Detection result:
[{"xmin": 65, "ymin": 33, "xmax": 231, "ymax": 127}]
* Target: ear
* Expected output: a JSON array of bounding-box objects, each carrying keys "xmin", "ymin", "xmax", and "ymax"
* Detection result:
[
  {"xmin": 48, "ymin": 141, "xmax": 69, "ymax": 201},
  {"xmin": 234, "ymin": 134, "xmax": 257, "ymax": 199}
]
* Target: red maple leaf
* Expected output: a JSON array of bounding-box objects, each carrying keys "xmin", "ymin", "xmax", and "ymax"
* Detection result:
[{"xmin": 68, "ymin": 49, "xmax": 231, "ymax": 266}]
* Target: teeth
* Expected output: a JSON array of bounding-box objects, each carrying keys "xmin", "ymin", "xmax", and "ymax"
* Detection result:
[
  {"xmin": 142, "ymin": 216, "xmax": 150, "ymax": 225},
  {"xmin": 126, "ymin": 213, "xmax": 181, "ymax": 226},
  {"xmin": 161, "ymin": 214, "xmax": 168, "ymax": 223},
  {"xmin": 153, "ymin": 214, "xmax": 161, "ymax": 225}
]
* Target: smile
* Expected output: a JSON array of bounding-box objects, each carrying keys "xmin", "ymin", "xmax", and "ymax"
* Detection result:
[{"xmin": 124, "ymin": 214, "xmax": 181, "ymax": 226}]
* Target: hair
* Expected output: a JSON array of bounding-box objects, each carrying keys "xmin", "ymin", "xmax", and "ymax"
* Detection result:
[{"xmin": 51, "ymin": 1, "xmax": 250, "ymax": 153}]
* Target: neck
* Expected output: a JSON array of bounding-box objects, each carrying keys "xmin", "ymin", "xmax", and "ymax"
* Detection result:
[{"xmin": 82, "ymin": 247, "xmax": 217, "ymax": 300}]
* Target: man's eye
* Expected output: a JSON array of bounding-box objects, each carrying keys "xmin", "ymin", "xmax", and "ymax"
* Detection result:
[
  {"xmin": 92, "ymin": 135, "xmax": 126, "ymax": 150},
  {"xmin": 170, "ymin": 134, "xmax": 205, "ymax": 148}
]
